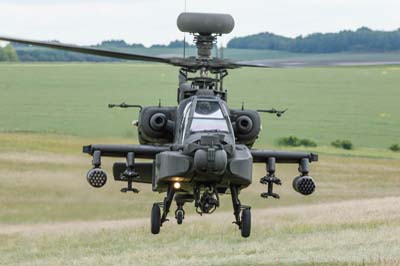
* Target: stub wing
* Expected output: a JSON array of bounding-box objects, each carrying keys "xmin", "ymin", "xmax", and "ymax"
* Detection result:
[
  {"xmin": 82, "ymin": 144, "xmax": 170, "ymax": 159},
  {"xmin": 250, "ymin": 149, "xmax": 318, "ymax": 164},
  {"xmin": 83, "ymin": 144, "xmax": 171, "ymax": 187}
]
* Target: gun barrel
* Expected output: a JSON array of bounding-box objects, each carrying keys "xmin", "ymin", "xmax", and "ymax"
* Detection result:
[{"xmin": 108, "ymin": 103, "xmax": 142, "ymax": 110}]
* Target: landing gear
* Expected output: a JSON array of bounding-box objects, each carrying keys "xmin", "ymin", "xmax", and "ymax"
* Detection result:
[
  {"xmin": 175, "ymin": 203, "xmax": 185, "ymax": 225},
  {"xmin": 151, "ymin": 183, "xmax": 252, "ymax": 237},
  {"xmin": 230, "ymin": 184, "xmax": 251, "ymax": 238},
  {"xmin": 151, "ymin": 204, "xmax": 161, "ymax": 234},
  {"xmin": 151, "ymin": 185, "xmax": 175, "ymax": 234},
  {"xmin": 241, "ymin": 208, "xmax": 251, "ymax": 238},
  {"xmin": 176, "ymin": 210, "xmax": 184, "ymax": 225}
]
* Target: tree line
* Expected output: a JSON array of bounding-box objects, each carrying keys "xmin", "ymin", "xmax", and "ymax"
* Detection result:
[
  {"xmin": 227, "ymin": 27, "xmax": 400, "ymax": 53},
  {"xmin": 4, "ymin": 27, "xmax": 400, "ymax": 62},
  {"xmin": 11, "ymin": 39, "xmax": 194, "ymax": 62},
  {"xmin": 0, "ymin": 44, "xmax": 19, "ymax": 61}
]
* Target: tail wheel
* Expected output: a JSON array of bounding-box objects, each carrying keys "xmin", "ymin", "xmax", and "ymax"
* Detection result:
[
  {"xmin": 151, "ymin": 204, "xmax": 161, "ymax": 234},
  {"xmin": 241, "ymin": 208, "xmax": 251, "ymax": 238},
  {"xmin": 176, "ymin": 210, "xmax": 184, "ymax": 225}
]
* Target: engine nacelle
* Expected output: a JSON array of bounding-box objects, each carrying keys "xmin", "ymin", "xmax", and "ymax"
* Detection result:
[
  {"xmin": 149, "ymin": 113, "xmax": 168, "ymax": 131},
  {"xmin": 138, "ymin": 106, "xmax": 176, "ymax": 144},
  {"xmin": 230, "ymin": 109, "xmax": 261, "ymax": 147}
]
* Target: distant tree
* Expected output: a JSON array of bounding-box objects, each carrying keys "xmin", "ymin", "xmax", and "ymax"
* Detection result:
[
  {"xmin": 0, "ymin": 44, "xmax": 19, "ymax": 61},
  {"xmin": 97, "ymin": 40, "xmax": 144, "ymax": 48},
  {"xmin": 151, "ymin": 40, "xmax": 194, "ymax": 49},
  {"xmin": 11, "ymin": 42, "xmax": 31, "ymax": 48},
  {"xmin": 98, "ymin": 40, "xmax": 130, "ymax": 48},
  {"xmin": 3, "ymin": 44, "xmax": 19, "ymax": 61},
  {"xmin": 227, "ymin": 28, "xmax": 400, "ymax": 53},
  {"xmin": 167, "ymin": 40, "xmax": 192, "ymax": 48},
  {"xmin": 0, "ymin": 47, "xmax": 6, "ymax": 61}
]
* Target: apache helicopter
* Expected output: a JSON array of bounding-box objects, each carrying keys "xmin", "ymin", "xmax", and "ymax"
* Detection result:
[{"xmin": 0, "ymin": 13, "xmax": 322, "ymax": 238}]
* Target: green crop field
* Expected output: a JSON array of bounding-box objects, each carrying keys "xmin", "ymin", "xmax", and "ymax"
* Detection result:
[
  {"xmin": 0, "ymin": 62, "xmax": 400, "ymax": 265},
  {"xmin": 0, "ymin": 63, "xmax": 399, "ymax": 152}
]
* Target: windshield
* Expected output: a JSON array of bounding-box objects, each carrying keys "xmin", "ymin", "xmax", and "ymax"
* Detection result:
[{"xmin": 190, "ymin": 101, "xmax": 229, "ymax": 133}]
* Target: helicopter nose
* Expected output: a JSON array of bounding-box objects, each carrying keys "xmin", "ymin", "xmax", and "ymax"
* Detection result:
[{"xmin": 193, "ymin": 148, "xmax": 227, "ymax": 175}]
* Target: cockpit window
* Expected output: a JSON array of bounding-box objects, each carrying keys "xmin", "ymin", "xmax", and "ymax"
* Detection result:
[
  {"xmin": 193, "ymin": 101, "xmax": 224, "ymax": 119},
  {"xmin": 190, "ymin": 119, "xmax": 229, "ymax": 132},
  {"xmin": 190, "ymin": 101, "xmax": 229, "ymax": 133},
  {"xmin": 180, "ymin": 102, "xmax": 192, "ymax": 142}
]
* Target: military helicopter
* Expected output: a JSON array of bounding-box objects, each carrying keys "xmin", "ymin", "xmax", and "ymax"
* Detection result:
[{"xmin": 0, "ymin": 12, "xmax": 322, "ymax": 238}]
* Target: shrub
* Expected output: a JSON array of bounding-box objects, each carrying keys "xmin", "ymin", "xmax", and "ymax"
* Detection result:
[
  {"xmin": 331, "ymin": 140, "xmax": 353, "ymax": 150},
  {"xmin": 277, "ymin": 136, "xmax": 317, "ymax": 147},
  {"xmin": 278, "ymin": 136, "xmax": 301, "ymax": 147},
  {"xmin": 300, "ymin": 139, "xmax": 317, "ymax": 147},
  {"xmin": 331, "ymin": 140, "xmax": 342, "ymax": 148},
  {"xmin": 389, "ymin": 144, "xmax": 400, "ymax": 152},
  {"xmin": 341, "ymin": 140, "xmax": 353, "ymax": 150}
]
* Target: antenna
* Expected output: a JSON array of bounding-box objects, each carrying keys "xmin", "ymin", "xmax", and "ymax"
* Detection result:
[
  {"xmin": 215, "ymin": 39, "xmax": 219, "ymax": 58},
  {"xmin": 183, "ymin": 0, "xmax": 187, "ymax": 58}
]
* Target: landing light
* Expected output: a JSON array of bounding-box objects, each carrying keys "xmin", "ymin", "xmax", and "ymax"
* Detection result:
[{"xmin": 173, "ymin": 182, "xmax": 181, "ymax": 190}]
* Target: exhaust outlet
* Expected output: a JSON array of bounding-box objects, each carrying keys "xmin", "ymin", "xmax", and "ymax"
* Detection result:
[
  {"xmin": 292, "ymin": 175, "xmax": 315, "ymax": 195},
  {"xmin": 87, "ymin": 168, "xmax": 107, "ymax": 188}
]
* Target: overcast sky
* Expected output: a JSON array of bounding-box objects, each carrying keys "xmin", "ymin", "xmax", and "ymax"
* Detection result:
[{"xmin": 0, "ymin": 0, "xmax": 399, "ymax": 47}]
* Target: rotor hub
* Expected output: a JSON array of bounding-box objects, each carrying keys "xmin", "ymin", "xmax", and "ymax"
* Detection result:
[{"xmin": 194, "ymin": 34, "xmax": 217, "ymax": 59}]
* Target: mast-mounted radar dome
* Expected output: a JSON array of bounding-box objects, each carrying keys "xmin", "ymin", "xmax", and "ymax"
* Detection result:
[{"xmin": 177, "ymin": 12, "xmax": 235, "ymax": 35}]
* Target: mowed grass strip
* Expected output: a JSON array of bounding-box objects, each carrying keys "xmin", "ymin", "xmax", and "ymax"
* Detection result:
[
  {"xmin": 0, "ymin": 63, "xmax": 399, "ymax": 148},
  {"xmin": 0, "ymin": 136, "xmax": 398, "ymax": 265},
  {"xmin": 1, "ymin": 197, "xmax": 400, "ymax": 266},
  {"xmin": 0, "ymin": 134, "xmax": 400, "ymax": 224}
]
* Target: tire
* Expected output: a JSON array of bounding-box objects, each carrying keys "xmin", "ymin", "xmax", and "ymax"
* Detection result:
[
  {"xmin": 176, "ymin": 210, "xmax": 184, "ymax": 225},
  {"xmin": 151, "ymin": 204, "xmax": 161, "ymax": 234},
  {"xmin": 241, "ymin": 208, "xmax": 251, "ymax": 238}
]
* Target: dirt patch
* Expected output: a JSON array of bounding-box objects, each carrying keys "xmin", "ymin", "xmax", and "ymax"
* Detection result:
[
  {"xmin": 2, "ymin": 196, "xmax": 399, "ymax": 237},
  {"xmin": 255, "ymin": 196, "xmax": 400, "ymax": 226},
  {"xmin": 0, "ymin": 218, "xmax": 148, "ymax": 237},
  {"xmin": 0, "ymin": 151, "xmax": 87, "ymax": 165}
]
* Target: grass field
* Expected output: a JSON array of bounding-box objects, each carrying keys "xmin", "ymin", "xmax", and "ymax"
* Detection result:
[
  {"xmin": 0, "ymin": 62, "xmax": 399, "ymax": 265},
  {"xmin": 0, "ymin": 134, "xmax": 400, "ymax": 265},
  {"xmin": 0, "ymin": 63, "xmax": 399, "ymax": 150}
]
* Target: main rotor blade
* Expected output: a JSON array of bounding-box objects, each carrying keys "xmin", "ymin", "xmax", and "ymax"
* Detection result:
[
  {"xmin": 229, "ymin": 62, "xmax": 271, "ymax": 68},
  {"xmin": 0, "ymin": 36, "xmax": 172, "ymax": 63},
  {"xmin": 234, "ymin": 59, "xmax": 400, "ymax": 68}
]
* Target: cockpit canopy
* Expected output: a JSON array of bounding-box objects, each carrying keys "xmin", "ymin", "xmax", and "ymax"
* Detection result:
[
  {"xmin": 178, "ymin": 97, "xmax": 234, "ymax": 144},
  {"xmin": 191, "ymin": 101, "xmax": 229, "ymax": 133}
]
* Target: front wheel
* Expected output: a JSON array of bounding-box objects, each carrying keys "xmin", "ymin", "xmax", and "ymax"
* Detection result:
[
  {"xmin": 151, "ymin": 204, "xmax": 161, "ymax": 234},
  {"xmin": 241, "ymin": 208, "xmax": 251, "ymax": 238}
]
